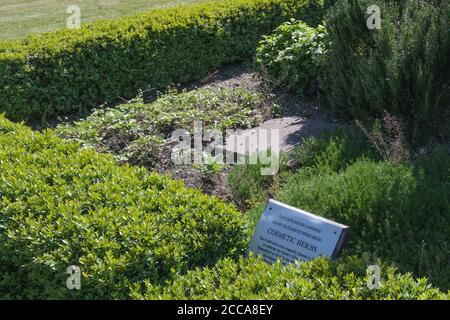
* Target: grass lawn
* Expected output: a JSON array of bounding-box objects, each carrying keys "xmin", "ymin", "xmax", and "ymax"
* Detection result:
[{"xmin": 0, "ymin": 0, "xmax": 215, "ymax": 40}]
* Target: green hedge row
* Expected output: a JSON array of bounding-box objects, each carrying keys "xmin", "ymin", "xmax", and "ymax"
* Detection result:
[
  {"xmin": 0, "ymin": 0, "xmax": 324, "ymax": 121},
  {"xmin": 134, "ymin": 255, "xmax": 449, "ymax": 299},
  {"xmin": 0, "ymin": 115, "xmax": 250, "ymax": 299}
]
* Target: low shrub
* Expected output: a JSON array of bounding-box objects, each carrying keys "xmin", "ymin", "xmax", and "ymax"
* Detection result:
[
  {"xmin": 256, "ymin": 19, "xmax": 328, "ymax": 94},
  {"xmin": 323, "ymin": 0, "xmax": 450, "ymax": 140},
  {"xmin": 133, "ymin": 255, "xmax": 449, "ymax": 299},
  {"xmin": 0, "ymin": 115, "xmax": 250, "ymax": 299},
  {"xmin": 0, "ymin": 0, "xmax": 325, "ymax": 121},
  {"xmin": 228, "ymin": 152, "xmax": 287, "ymax": 209},
  {"xmin": 293, "ymin": 129, "xmax": 379, "ymax": 174},
  {"xmin": 275, "ymin": 146, "xmax": 450, "ymax": 289}
]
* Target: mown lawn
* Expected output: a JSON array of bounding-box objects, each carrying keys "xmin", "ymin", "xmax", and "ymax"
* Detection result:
[{"xmin": 0, "ymin": 0, "xmax": 215, "ymax": 40}]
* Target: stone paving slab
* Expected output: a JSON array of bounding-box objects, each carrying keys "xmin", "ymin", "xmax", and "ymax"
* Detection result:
[{"xmin": 221, "ymin": 116, "xmax": 339, "ymax": 156}]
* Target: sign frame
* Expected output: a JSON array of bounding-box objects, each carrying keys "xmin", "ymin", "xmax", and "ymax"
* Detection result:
[{"xmin": 248, "ymin": 199, "xmax": 351, "ymax": 265}]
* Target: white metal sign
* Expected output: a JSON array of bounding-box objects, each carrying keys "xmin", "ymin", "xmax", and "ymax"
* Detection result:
[{"xmin": 248, "ymin": 199, "xmax": 350, "ymax": 264}]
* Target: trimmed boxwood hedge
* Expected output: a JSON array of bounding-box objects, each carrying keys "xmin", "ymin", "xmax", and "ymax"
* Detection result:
[
  {"xmin": 133, "ymin": 255, "xmax": 450, "ymax": 300},
  {"xmin": 0, "ymin": 115, "xmax": 250, "ymax": 299},
  {"xmin": 0, "ymin": 0, "xmax": 324, "ymax": 121}
]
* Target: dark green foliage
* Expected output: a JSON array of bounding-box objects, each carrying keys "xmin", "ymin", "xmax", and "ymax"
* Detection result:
[
  {"xmin": 0, "ymin": 0, "xmax": 325, "ymax": 121},
  {"xmin": 0, "ymin": 115, "xmax": 250, "ymax": 299},
  {"xmin": 323, "ymin": 0, "xmax": 450, "ymax": 140},
  {"xmin": 275, "ymin": 137, "xmax": 450, "ymax": 289},
  {"xmin": 133, "ymin": 255, "xmax": 449, "ymax": 299},
  {"xmin": 256, "ymin": 20, "xmax": 328, "ymax": 94}
]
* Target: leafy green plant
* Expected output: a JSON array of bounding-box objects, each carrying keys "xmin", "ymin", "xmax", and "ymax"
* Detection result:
[
  {"xmin": 123, "ymin": 135, "xmax": 166, "ymax": 167},
  {"xmin": 0, "ymin": 115, "xmax": 250, "ymax": 299},
  {"xmin": 293, "ymin": 129, "xmax": 379, "ymax": 174},
  {"xmin": 256, "ymin": 19, "xmax": 328, "ymax": 94},
  {"xmin": 133, "ymin": 255, "xmax": 450, "ymax": 299},
  {"xmin": 0, "ymin": 0, "xmax": 325, "ymax": 121},
  {"xmin": 192, "ymin": 154, "xmax": 226, "ymax": 179}
]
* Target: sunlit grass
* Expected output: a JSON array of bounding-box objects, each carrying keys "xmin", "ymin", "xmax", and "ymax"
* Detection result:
[{"xmin": 0, "ymin": 0, "xmax": 215, "ymax": 40}]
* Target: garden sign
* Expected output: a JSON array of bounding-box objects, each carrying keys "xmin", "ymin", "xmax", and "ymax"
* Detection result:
[{"xmin": 248, "ymin": 199, "xmax": 350, "ymax": 265}]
